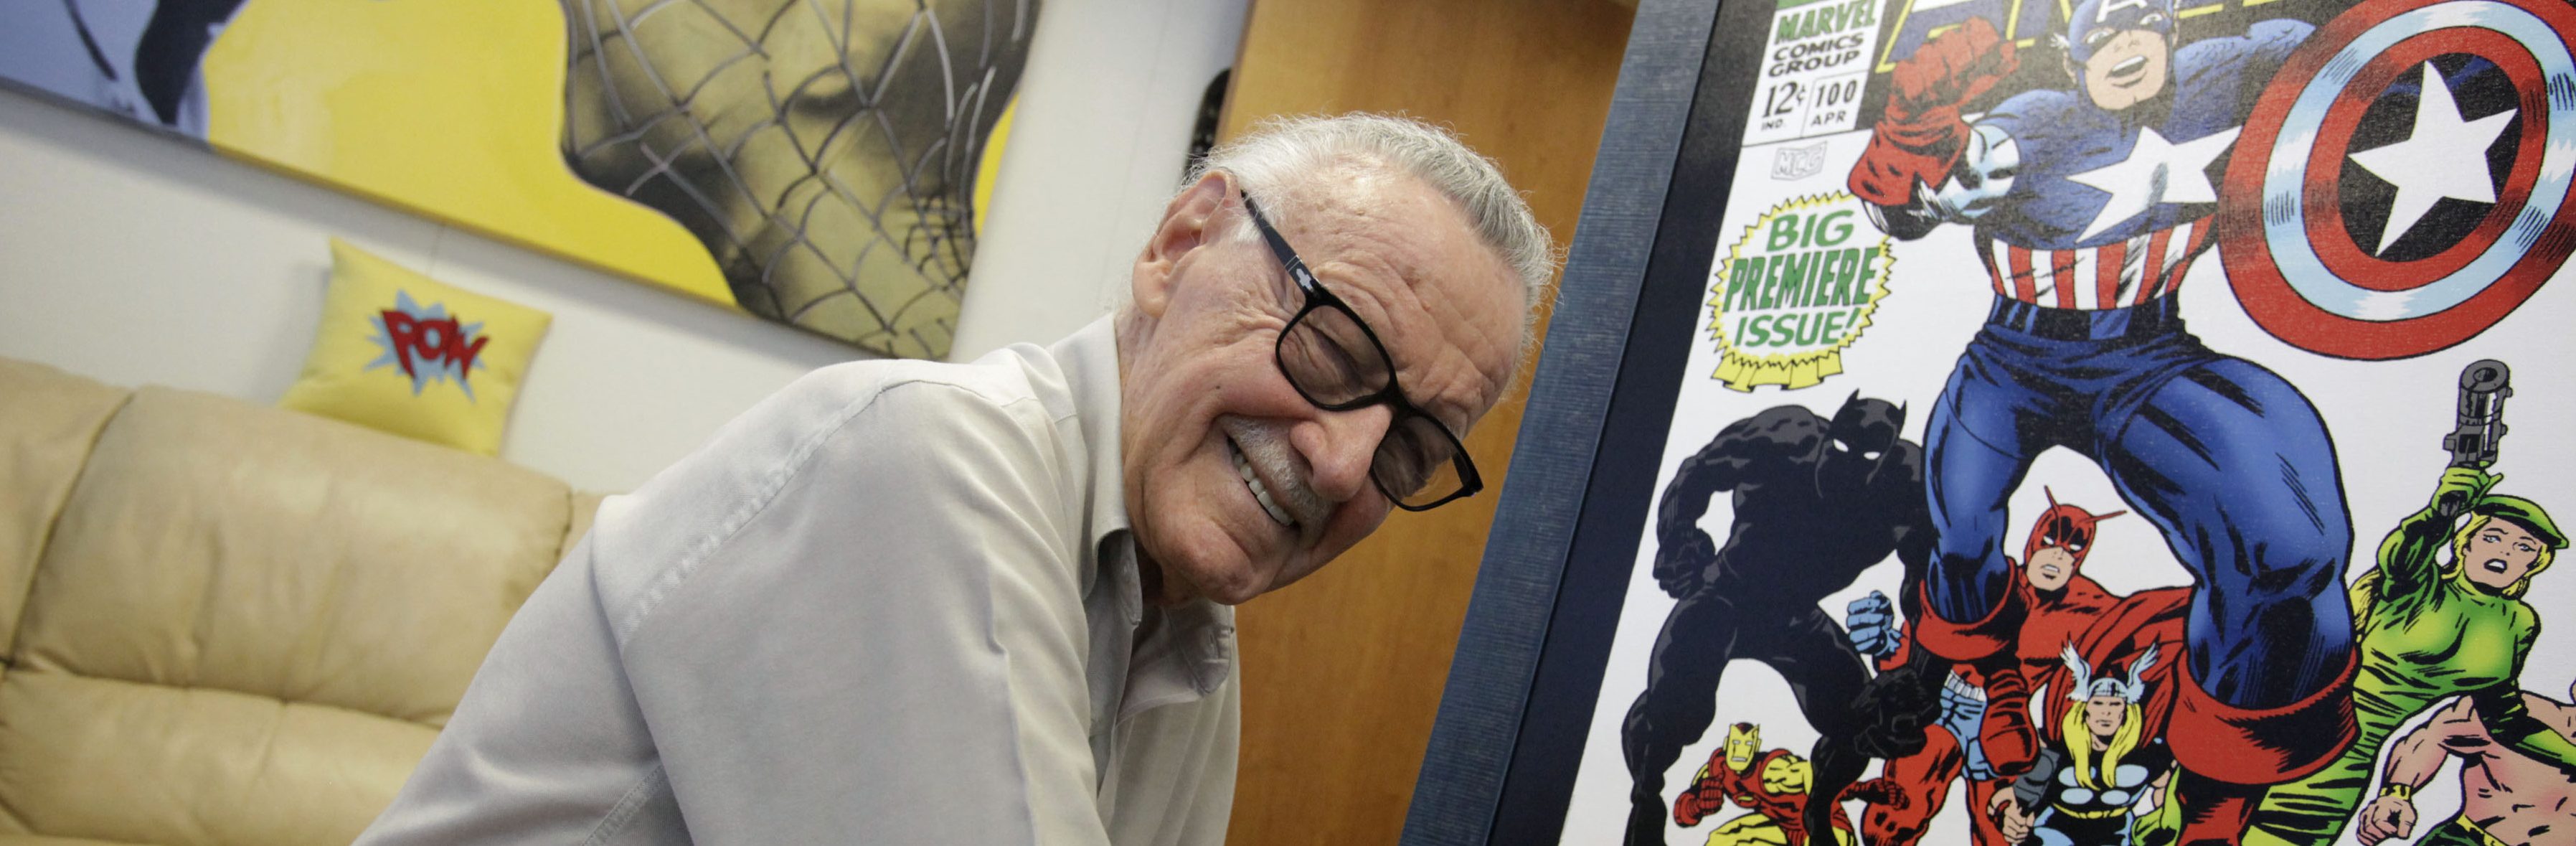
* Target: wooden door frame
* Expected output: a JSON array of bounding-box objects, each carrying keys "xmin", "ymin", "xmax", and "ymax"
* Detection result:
[{"xmin": 1402, "ymin": 0, "xmax": 1778, "ymax": 841}]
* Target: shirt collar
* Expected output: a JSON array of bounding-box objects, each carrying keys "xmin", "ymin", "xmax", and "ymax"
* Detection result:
[
  {"xmin": 1047, "ymin": 316, "xmax": 1133, "ymax": 556},
  {"xmin": 1047, "ymin": 316, "xmax": 1235, "ymax": 705}
]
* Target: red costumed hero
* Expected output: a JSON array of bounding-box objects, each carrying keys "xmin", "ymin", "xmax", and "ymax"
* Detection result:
[{"xmin": 1844, "ymin": 492, "xmax": 2127, "ymax": 845}]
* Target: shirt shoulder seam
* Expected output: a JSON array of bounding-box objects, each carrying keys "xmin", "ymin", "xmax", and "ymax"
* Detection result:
[{"xmin": 610, "ymin": 376, "xmax": 1054, "ymax": 644}]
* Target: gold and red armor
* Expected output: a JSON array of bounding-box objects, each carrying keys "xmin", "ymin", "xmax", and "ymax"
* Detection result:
[{"xmin": 1675, "ymin": 724, "xmax": 1856, "ymax": 845}]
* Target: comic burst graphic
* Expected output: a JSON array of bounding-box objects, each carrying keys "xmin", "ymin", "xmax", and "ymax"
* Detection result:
[
  {"xmin": 365, "ymin": 290, "xmax": 492, "ymax": 400},
  {"xmin": 1704, "ymin": 192, "xmax": 1895, "ymax": 390}
]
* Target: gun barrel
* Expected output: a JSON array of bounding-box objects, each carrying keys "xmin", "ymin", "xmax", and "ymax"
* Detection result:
[{"xmin": 2445, "ymin": 359, "xmax": 2512, "ymax": 469}]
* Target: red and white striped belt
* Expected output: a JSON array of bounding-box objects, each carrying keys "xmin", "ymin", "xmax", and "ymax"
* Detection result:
[{"xmin": 1977, "ymin": 217, "xmax": 2213, "ymax": 311}]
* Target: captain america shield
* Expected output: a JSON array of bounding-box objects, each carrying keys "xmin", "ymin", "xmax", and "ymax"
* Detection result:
[{"xmin": 2218, "ymin": 0, "xmax": 2576, "ymax": 360}]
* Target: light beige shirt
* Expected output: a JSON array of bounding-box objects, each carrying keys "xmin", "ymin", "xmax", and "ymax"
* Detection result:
[{"xmin": 357, "ymin": 317, "xmax": 1240, "ymax": 845}]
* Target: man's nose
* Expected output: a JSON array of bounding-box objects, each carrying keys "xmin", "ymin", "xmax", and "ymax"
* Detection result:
[{"xmin": 1296, "ymin": 404, "xmax": 1394, "ymax": 504}]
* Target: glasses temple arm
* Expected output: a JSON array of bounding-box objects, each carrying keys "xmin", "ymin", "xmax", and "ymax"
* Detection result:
[{"xmin": 1240, "ymin": 193, "xmax": 1319, "ymax": 289}]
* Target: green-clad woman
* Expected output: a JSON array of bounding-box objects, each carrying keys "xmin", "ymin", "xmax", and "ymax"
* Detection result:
[{"xmin": 2246, "ymin": 466, "xmax": 2575, "ymax": 845}]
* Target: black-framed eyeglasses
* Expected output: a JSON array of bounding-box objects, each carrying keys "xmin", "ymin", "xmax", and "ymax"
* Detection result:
[{"xmin": 1240, "ymin": 192, "xmax": 1484, "ymax": 511}]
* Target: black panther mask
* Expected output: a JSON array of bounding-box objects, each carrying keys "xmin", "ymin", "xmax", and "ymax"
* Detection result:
[{"xmin": 1818, "ymin": 393, "xmax": 1906, "ymax": 492}]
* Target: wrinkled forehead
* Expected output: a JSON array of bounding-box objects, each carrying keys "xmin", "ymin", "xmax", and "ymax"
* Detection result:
[{"xmin": 1279, "ymin": 175, "xmax": 1526, "ymax": 418}]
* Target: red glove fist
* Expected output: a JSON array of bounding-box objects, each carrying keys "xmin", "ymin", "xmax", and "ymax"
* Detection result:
[
  {"xmin": 1890, "ymin": 17, "xmax": 2019, "ymax": 118},
  {"xmin": 1673, "ymin": 780, "xmax": 1717, "ymax": 827},
  {"xmin": 1673, "ymin": 753, "xmax": 1731, "ymax": 827},
  {"xmin": 1849, "ymin": 17, "xmax": 2019, "ymax": 205}
]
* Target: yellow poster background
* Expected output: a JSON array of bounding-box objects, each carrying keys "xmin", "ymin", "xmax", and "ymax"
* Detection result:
[{"xmin": 200, "ymin": 0, "xmax": 737, "ymax": 307}]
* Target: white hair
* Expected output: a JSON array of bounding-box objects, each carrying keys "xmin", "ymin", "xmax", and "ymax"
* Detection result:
[{"xmin": 1186, "ymin": 114, "xmax": 1558, "ymax": 349}]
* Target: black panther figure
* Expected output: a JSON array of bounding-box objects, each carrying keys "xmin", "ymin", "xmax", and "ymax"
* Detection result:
[{"xmin": 1623, "ymin": 395, "xmax": 1936, "ymax": 846}]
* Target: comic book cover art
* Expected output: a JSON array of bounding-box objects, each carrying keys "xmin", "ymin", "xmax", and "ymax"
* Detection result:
[{"xmin": 1555, "ymin": 0, "xmax": 2576, "ymax": 843}]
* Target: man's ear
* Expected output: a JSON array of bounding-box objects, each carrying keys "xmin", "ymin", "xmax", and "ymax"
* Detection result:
[{"xmin": 1131, "ymin": 170, "xmax": 1235, "ymax": 319}]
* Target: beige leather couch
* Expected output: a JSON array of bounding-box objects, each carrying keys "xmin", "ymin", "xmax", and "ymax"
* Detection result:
[{"xmin": 0, "ymin": 358, "xmax": 599, "ymax": 846}]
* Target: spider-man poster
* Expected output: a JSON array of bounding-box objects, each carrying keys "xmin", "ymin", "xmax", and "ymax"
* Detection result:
[
  {"xmin": 1550, "ymin": 0, "xmax": 2576, "ymax": 843},
  {"xmin": 0, "ymin": 0, "xmax": 1036, "ymax": 359}
]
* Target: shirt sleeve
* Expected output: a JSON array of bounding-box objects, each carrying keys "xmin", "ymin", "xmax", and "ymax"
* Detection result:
[{"xmin": 597, "ymin": 375, "xmax": 1108, "ymax": 845}]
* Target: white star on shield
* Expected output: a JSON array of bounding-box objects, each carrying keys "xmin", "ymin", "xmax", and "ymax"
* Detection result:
[{"xmin": 2346, "ymin": 62, "xmax": 2519, "ymax": 255}]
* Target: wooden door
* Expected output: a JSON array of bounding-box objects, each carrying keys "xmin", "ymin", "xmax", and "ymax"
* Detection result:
[{"xmin": 1219, "ymin": 3, "xmax": 1635, "ymax": 842}]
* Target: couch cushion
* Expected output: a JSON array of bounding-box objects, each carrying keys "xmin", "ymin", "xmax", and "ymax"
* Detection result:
[
  {"xmin": 16, "ymin": 386, "xmax": 575, "ymax": 721},
  {"xmin": 0, "ymin": 360, "xmax": 130, "ymax": 662},
  {"xmin": 0, "ymin": 672, "xmax": 431, "ymax": 846},
  {"xmin": 3, "ymin": 385, "xmax": 582, "ymax": 845}
]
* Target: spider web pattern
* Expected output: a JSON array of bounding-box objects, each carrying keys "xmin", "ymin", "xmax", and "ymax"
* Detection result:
[{"xmin": 561, "ymin": 0, "xmax": 1037, "ymax": 359}]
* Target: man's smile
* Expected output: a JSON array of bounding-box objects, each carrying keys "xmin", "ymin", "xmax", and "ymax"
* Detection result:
[{"xmin": 1226, "ymin": 436, "xmax": 1298, "ymax": 530}]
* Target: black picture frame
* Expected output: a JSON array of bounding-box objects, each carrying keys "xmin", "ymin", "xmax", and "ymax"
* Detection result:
[
  {"xmin": 1405, "ymin": 0, "xmax": 2576, "ymax": 840},
  {"xmin": 1400, "ymin": 0, "xmax": 1785, "ymax": 841}
]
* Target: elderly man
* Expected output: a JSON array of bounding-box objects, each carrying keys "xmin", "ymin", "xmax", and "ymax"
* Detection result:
[{"xmin": 352, "ymin": 114, "xmax": 1552, "ymax": 845}]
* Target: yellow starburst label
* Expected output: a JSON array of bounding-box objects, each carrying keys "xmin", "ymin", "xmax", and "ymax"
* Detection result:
[{"xmin": 1706, "ymin": 193, "xmax": 1894, "ymax": 390}]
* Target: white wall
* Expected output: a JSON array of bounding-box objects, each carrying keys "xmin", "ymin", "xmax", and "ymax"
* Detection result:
[
  {"xmin": 952, "ymin": 0, "xmax": 1250, "ymax": 360},
  {"xmin": 0, "ymin": 0, "xmax": 1243, "ymax": 492}
]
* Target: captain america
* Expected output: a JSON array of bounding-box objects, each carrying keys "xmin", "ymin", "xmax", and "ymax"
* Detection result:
[{"xmin": 1846, "ymin": 1, "xmax": 2359, "ymax": 840}]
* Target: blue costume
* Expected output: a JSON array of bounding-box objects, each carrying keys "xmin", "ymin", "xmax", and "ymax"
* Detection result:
[{"xmin": 1849, "ymin": 1, "xmax": 2357, "ymax": 804}]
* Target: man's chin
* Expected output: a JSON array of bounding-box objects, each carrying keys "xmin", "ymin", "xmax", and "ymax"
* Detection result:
[
  {"xmin": 1147, "ymin": 555, "xmax": 1270, "ymax": 606},
  {"xmin": 1184, "ymin": 573, "xmax": 1265, "ymax": 606}
]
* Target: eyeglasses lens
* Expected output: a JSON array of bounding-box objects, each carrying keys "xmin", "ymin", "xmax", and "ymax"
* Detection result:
[
  {"xmin": 1278, "ymin": 304, "xmax": 1391, "ymax": 407},
  {"xmin": 1375, "ymin": 415, "xmax": 1466, "ymax": 505},
  {"xmin": 1278, "ymin": 306, "xmax": 1468, "ymax": 507}
]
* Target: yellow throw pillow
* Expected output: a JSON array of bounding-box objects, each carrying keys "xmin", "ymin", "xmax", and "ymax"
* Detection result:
[{"xmin": 280, "ymin": 239, "xmax": 551, "ymax": 455}]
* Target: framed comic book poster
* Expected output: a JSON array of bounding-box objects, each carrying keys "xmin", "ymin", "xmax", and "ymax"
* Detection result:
[{"xmin": 1406, "ymin": 0, "xmax": 2576, "ymax": 844}]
